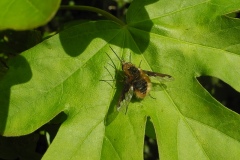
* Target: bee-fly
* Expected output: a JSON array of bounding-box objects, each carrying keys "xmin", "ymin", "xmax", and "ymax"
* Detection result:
[{"xmin": 106, "ymin": 46, "xmax": 173, "ymax": 112}]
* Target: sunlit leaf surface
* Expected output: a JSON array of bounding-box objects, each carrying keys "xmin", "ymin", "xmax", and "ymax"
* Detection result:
[{"xmin": 0, "ymin": 0, "xmax": 240, "ymax": 159}]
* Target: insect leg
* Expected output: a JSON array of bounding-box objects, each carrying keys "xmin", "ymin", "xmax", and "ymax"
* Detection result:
[
  {"xmin": 106, "ymin": 52, "xmax": 117, "ymax": 70},
  {"xmin": 138, "ymin": 60, "xmax": 142, "ymax": 68},
  {"xmin": 148, "ymin": 93, "xmax": 156, "ymax": 99},
  {"xmin": 99, "ymin": 66, "xmax": 116, "ymax": 88},
  {"xmin": 104, "ymin": 66, "xmax": 114, "ymax": 80}
]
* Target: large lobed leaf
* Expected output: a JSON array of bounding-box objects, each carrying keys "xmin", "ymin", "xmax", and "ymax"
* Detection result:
[
  {"xmin": 0, "ymin": 0, "xmax": 61, "ymax": 30},
  {"xmin": 1, "ymin": 0, "xmax": 240, "ymax": 159}
]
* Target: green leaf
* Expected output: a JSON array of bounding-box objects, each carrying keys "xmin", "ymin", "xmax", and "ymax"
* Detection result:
[
  {"xmin": 0, "ymin": 0, "xmax": 61, "ymax": 30},
  {"xmin": 1, "ymin": 0, "xmax": 240, "ymax": 159}
]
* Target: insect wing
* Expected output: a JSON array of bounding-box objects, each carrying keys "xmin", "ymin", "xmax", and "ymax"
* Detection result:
[
  {"xmin": 117, "ymin": 84, "xmax": 134, "ymax": 113},
  {"xmin": 143, "ymin": 70, "xmax": 174, "ymax": 82}
]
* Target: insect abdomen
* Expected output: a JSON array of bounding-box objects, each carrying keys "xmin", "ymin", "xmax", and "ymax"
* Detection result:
[{"xmin": 133, "ymin": 71, "xmax": 151, "ymax": 99}]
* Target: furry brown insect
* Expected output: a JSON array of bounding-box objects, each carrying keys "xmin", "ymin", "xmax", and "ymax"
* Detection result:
[{"xmin": 107, "ymin": 46, "xmax": 173, "ymax": 112}]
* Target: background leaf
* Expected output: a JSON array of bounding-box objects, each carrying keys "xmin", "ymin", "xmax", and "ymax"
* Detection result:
[
  {"xmin": 0, "ymin": 0, "xmax": 61, "ymax": 30},
  {"xmin": 0, "ymin": 0, "xmax": 240, "ymax": 159}
]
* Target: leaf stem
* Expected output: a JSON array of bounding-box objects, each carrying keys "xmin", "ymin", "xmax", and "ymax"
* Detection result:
[{"xmin": 60, "ymin": 5, "xmax": 125, "ymax": 26}]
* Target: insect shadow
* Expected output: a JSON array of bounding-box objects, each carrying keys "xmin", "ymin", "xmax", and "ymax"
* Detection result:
[{"xmin": 100, "ymin": 50, "xmax": 128, "ymax": 124}]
